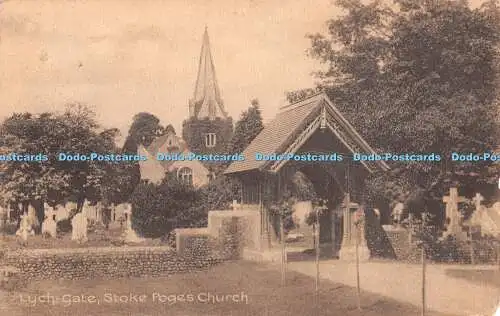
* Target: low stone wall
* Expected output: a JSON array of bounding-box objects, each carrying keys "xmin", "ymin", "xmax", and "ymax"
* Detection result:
[
  {"xmin": 208, "ymin": 210, "xmax": 261, "ymax": 255},
  {"xmin": 2, "ymin": 246, "xmax": 224, "ymax": 280}
]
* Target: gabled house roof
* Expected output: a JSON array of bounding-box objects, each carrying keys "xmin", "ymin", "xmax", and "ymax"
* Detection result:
[
  {"xmin": 224, "ymin": 92, "xmax": 389, "ymax": 175},
  {"xmin": 145, "ymin": 132, "xmax": 188, "ymax": 170}
]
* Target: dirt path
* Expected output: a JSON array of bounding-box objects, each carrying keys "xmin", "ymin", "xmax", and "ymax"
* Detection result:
[{"xmin": 284, "ymin": 260, "xmax": 500, "ymax": 316}]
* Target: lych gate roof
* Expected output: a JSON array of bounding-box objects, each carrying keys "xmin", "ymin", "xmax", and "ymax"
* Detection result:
[{"xmin": 224, "ymin": 92, "xmax": 389, "ymax": 175}]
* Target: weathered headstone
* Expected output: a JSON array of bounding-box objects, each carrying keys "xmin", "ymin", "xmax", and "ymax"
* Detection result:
[
  {"xmin": 41, "ymin": 215, "xmax": 57, "ymax": 238},
  {"xmin": 27, "ymin": 204, "xmax": 39, "ymax": 229},
  {"xmin": 15, "ymin": 213, "xmax": 34, "ymax": 242},
  {"xmin": 442, "ymin": 187, "xmax": 467, "ymax": 239},
  {"xmin": 391, "ymin": 202, "xmax": 404, "ymax": 226},
  {"xmin": 71, "ymin": 212, "xmax": 88, "ymax": 242},
  {"xmin": 122, "ymin": 205, "xmax": 144, "ymax": 243},
  {"xmin": 0, "ymin": 206, "xmax": 6, "ymax": 229}
]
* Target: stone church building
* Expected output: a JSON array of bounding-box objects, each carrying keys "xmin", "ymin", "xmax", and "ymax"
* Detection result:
[{"xmin": 139, "ymin": 28, "xmax": 233, "ymax": 186}]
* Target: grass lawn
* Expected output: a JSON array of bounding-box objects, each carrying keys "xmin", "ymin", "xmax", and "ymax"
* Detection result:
[
  {"xmin": 0, "ymin": 226, "xmax": 166, "ymax": 251},
  {"xmin": 446, "ymin": 267, "xmax": 500, "ymax": 288},
  {"xmin": 2, "ymin": 261, "xmax": 454, "ymax": 316}
]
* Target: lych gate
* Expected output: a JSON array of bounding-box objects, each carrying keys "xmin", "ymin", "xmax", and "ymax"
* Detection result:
[{"xmin": 224, "ymin": 93, "xmax": 389, "ymax": 259}]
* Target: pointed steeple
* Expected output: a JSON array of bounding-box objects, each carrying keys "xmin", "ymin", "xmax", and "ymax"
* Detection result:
[{"xmin": 189, "ymin": 27, "xmax": 227, "ymax": 120}]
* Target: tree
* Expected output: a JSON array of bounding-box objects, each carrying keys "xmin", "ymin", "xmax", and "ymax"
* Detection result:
[
  {"xmin": 0, "ymin": 104, "xmax": 126, "ymax": 227},
  {"xmin": 54, "ymin": 104, "xmax": 122, "ymax": 213},
  {"xmin": 228, "ymin": 99, "xmax": 264, "ymax": 153},
  {"xmin": 130, "ymin": 177, "xmax": 204, "ymax": 238},
  {"xmin": 121, "ymin": 112, "xmax": 164, "ymax": 199},
  {"xmin": 291, "ymin": 0, "xmax": 500, "ymax": 217},
  {"xmin": 122, "ymin": 112, "xmax": 164, "ymax": 153},
  {"xmin": 0, "ymin": 112, "xmax": 67, "ymax": 225}
]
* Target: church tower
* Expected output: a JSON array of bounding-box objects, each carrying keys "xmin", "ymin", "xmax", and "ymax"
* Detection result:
[{"xmin": 182, "ymin": 27, "xmax": 233, "ymax": 155}]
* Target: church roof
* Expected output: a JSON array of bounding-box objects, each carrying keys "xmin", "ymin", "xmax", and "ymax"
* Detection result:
[
  {"xmin": 224, "ymin": 92, "xmax": 390, "ymax": 175},
  {"xmin": 190, "ymin": 27, "xmax": 228, "ymax": 120},
  {"xmin": 144, "ymin": 132, "xmax": 189, "ymax": 169}
]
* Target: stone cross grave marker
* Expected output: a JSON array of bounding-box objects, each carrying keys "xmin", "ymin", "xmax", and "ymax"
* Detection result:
[
  {"xmin": 442, "ymin": 187, "xmax": 467, "ymax": 238},
  {"xmin": 472, "ymin": 193, "xmax": 484, "ymax": 212}
]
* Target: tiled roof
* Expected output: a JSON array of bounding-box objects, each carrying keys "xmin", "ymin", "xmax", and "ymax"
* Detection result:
[
  {"xmin": 224, "ymin": 92, "xmax": 389, "ymax": 175},
  {"xmin": 224, "ymin": 95, "xmax": 323, "ymax": 174},
  {"xmin": 146, "ymin": 133, "xmax": 188, "ymax": 169}
]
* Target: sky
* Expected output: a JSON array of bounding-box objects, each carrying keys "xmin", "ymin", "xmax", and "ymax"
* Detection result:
[
  {"xmin": 0, "ymin": 0, "xmax": 487, "ymax": 145},
  {"xmin": 0, "ymin": 0, "xmax": 337, "ymax": 145}
]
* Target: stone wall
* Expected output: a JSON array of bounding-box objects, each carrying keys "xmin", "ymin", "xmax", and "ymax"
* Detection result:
[
  {"xmin": 2, "ymin": 246, "xmax": 224, "ymax": 280},
  {"xmin": 208, "ymin": 210, "xmax": 261, "ymax": 256}
]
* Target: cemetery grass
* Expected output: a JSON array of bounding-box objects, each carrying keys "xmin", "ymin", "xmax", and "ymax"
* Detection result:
[
  {"xmin": 5, "ymin": 261, "xmax": 454, "ymax": 316},
  {"xmin": 0, "ymin": 226, "xmax": 165, "ymax": 251},
  {"xmin": 446, "ymin": 268, "xmax": 500, "ymax": 288}
]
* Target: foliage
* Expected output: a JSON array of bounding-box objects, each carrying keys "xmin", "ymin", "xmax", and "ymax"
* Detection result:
[
  {"xmin": 130, "ymin": 179, "xmax": 204, "ymax": 238},
  {"xmin": 56, "ymin": 218, "xmax": 72, "ymax": 234},
  {"xmin": 304, "ymin": 198, "xmax": 328, "ymax": 226},
  {"xmin": 0, "ymin": 104, "xmax": 130, "ymax": 226},
  {"xmin": 228, "ymin": 100, "xmax": 264, "ymax": 154},
  {"xmin": 268, "ymin": 194, "xmax": 296, "ymax": 233},
  {"xmin": 290, "ymin": 0, "xmax": 500, "ymax": 216},
  {"xmin": 290, "ymin": 171, "xmax": 317, "ymax": 201},
  {"xmin": 121, "ymin": 112, "xmax": 164, "ymax": 199},
  {"xmin": 122, "ymin": 112, "xmax": 165, "ymax": 153},
  {"xmin": 198, "ymin": 175, "xmax": 242, "ymax": 211}
]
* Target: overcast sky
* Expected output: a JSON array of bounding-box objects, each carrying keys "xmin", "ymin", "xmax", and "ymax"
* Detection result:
[{"xmin": 0, "ymin": 0, "xmax": 486, "ymax": 145}]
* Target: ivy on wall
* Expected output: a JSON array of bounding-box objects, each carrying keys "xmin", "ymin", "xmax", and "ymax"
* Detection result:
[{"xmin": 181, "ymin": 117, "xmax": 233, "ymax": 155}]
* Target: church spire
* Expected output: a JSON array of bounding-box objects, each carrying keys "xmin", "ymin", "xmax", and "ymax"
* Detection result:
[{"xmin": 189, "ymin": 27, "xmax": 227, "ymax": 120}]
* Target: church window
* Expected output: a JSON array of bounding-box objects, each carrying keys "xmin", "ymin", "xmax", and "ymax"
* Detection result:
[
  {"xmin": 205, "ymin": 133, "xmax": 217, "ymax": 147},
  {"xmin": 178, "ymin": 167, "xmax": 193, "ymax": 185}
]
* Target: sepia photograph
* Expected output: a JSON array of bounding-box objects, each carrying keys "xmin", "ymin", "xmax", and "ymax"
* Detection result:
[{"xmin": 1, "ymin": 0, "xmax": 500, "ymax": 315}]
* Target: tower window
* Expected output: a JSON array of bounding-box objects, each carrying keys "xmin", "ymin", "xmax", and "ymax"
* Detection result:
[
  {"xmin": 178, "ymin": 167, "xmax": 193, "ymax": 185},
  {"xmin": 205, "ymin": 133, "xmax": 217, "ymax": 148}
]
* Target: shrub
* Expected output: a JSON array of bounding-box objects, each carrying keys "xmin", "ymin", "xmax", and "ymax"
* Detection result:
[
  {"xmin": 198, "ymin": 175, "xmax": 241, "ymax": 211},
  {"xmin": 130, "ymin": 179, "xmax": 203, "ymax": 238},
  {"xmin": 1, "ymin": 222, "xmax": 18, "ymax": 235},
  {"xmin": 428, "ymin": 236, "xmax": 469, "ymax": 263},
  {"xmin": 56, "ymin": 219, "xmax": 72, "ymax": 234}
]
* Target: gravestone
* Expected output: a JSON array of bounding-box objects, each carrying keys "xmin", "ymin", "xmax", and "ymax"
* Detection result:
[
  {"xmin": 373, "ymin": 208, "xmax": 381, "ymax": 223},
  {"xmin": 44, "ymin": 203, "xmax": 56, "ymax": 222},
  {"xmin": 443, "ymin": 187, "xmax": 467, "ymax": 240},
  {"xmin": 71, "ymin": 212, "xmax": 88, "ymax": 242},
  {"xmin": 472, "ymin": 193, "xmax": 484, "ymax": 212},
  {"xmin": 391, "ymin": 202, "xmax": 404, "ymax": 227},
  {"xmin": 27, "ymin": 204, "xmax": 39, "ymax": 229},
  {"xmin": 15, "ymin": 213, "xmax": 34, "ymax": 242},
  {"xmin": 339, "ymin": 194, "xmax": 370, "ymax": 261},
  {"xmin": 122, "ymin": 206, "xmax": 144, "ymax": 243},
  {"xmin": 41, "ymin": 215, "xmax": 57, "ymax": 238},
  {"xmin": 0, "ymin": 206, "xmax": 6, "ymax": 229}
]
